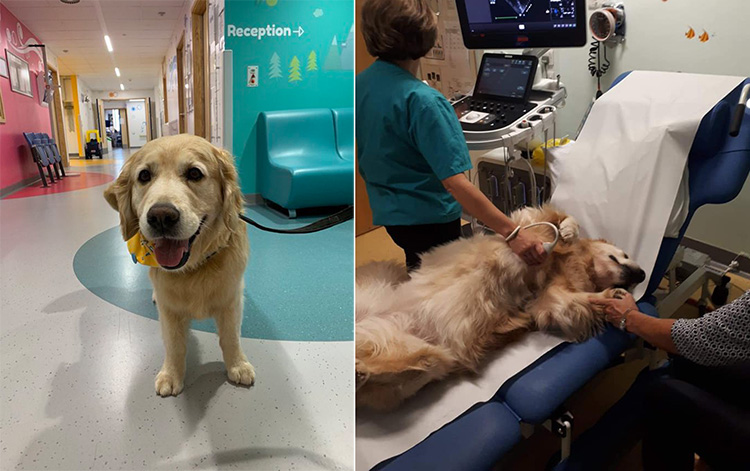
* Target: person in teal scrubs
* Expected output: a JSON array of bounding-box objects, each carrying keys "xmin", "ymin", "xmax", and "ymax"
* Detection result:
[{"xmin": 357, "ymin": 0, "xmax": 548, "ymax": 271}]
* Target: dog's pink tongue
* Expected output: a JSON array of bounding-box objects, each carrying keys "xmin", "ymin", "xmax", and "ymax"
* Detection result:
[{"xmin": 152, "ymin": 239, "xmax": 189, "ymax": 267}]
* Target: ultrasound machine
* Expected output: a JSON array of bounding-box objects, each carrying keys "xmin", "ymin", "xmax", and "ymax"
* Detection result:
[{"xmin": 451, "ymin": 0, "xmax": 587, "ymax": 213}]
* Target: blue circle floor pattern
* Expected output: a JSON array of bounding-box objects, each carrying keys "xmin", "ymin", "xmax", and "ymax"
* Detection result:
[{"xmin": 74, "ymin": 217, "xmax": 354, "ymax": 342}]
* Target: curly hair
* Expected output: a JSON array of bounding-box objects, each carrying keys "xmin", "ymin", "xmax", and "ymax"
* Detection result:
[{"xmin": 360, "ymin": 0, "xmax": 438, "ymax": 61}]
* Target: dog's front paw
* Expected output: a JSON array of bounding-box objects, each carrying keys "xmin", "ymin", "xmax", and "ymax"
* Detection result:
[
  {"xmin": 155, "ymin": 370, "xmax": 184, "ymax": 396},
  {"xmin": 227, "ymin": 360, "xmax": 255, "ymax": 386},
  {"xmin": 559, "ymin": 217, "xmax": 580, "ymax": 243}
]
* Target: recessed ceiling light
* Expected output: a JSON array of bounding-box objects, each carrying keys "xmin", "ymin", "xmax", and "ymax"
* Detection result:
[
  {"xmin": 63, "ymin": 49, "xmax": 69, "ymax": 53},
  {"xmin": 115, "ymin": 67, "xmax": 121, "ymax": 77},
  {"xmin": 120, "ymin": 83, "xmax": 125, "ymax": 91},
  {"xmin": 158, "ymin": 11, "xmax": 166, "ymax": 16},
  {"xmin": 104, "ymin": 35, "xmax": 113, "ymax": 52},
  {"xmin": 60, "ymin": 0, "xmax": 81, "ymax": 4}
]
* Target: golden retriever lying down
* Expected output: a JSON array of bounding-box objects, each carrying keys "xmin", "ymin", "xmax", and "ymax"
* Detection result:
[
  {"xmin": 356, "ymin": 205, "xmax": 645, "ymax": 410},
  {"xmin": 104, "ymin": 134, "xmax": 255, "ymax": 396}
]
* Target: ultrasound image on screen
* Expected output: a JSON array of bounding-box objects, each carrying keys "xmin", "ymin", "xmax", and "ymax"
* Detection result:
[
  {"xmin": 466, "ymin": 0, "xmax": 577, "ymax": 33},
  {"xmin": 475, "ymin": 57, "xmax": 534, "ymax": 100}
]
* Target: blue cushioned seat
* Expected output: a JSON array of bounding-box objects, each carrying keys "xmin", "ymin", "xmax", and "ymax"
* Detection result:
[
  {"xmin": 23, "ymin": 132, "xmax": 57, "ymax": 186},
  {"xmin": 332, "ymin": 108, "xmax": 354, "ymax": 161},
  {"xmin": 496, "ymin": 301, "xmax": 658, "ymax": 424},
  {"xmin": 256, "ymin": 108, "xmax": 354, "ymax": 211},
  {"xmin": 374, "ymin": 401, "xmax": 521, "ymax": 471}
]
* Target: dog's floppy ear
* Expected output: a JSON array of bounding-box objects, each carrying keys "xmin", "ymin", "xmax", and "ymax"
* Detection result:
[
  {"xmin": 212, "ymin": 146, "xmax": 244, "ymax": 236},
  {"xmin": 103, "ymin": 151, "xmax": 140, "ymax": 241}
]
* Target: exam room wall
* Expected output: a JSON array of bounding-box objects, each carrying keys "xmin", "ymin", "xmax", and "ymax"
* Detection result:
[
  {"xmin": 0, "ymin": 4, "xmax": 54, "ymax": 192},
  {"xmin": 552, "ymin": 0, "xmax": 750, "ymax": 254}
]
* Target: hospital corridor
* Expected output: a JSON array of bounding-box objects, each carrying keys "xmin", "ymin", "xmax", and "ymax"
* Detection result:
[
  {"xmin": 1, "ymin": 0, "xmax": 353, "ymax": 469},
  {"xmin": 1, "ymin": 0, "xmax": 749, "ymax": 470}
]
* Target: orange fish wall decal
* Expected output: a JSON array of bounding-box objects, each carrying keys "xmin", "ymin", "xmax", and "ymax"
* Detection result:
[{"xmin": 685, "ymin": 27, "xmax": 711, "ymax": 42}]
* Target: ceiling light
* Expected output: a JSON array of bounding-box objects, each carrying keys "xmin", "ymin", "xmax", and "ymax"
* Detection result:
[
  {"xmin": 60, "ymin": 0, "xmax": 81, "ymax": 4},
  {"xmin": 128, "ymin": 99, "xmax": 145, "ymax": 102},
  {"xmin": 115, "ymin": 67, "xmax": 121, "ymax": 77},
  {"xmin": 104, "ymin": 35, "xmax": 113, "ymax": 52},
  {"xmin": 120, "ymin": 83, "xmax": 125, "ymax": 91}
]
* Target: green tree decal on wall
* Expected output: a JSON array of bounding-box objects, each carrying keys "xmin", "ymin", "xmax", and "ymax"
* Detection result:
[
  {"xmin": 306, "ymin": 51, "xmax": 318, "ymax": 72},
  {"xmin": 288, "ymin": 56, "xmax": 302, "ymax": 83},
  {"xmin": 269, "ymin": 52, "xmax": 282, "ymax": 79}
]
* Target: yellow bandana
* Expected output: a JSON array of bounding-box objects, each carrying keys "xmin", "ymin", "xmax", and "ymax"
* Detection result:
[{"xmin": 126, "ymin": 232, "xmax": 160, "ymax": 267}]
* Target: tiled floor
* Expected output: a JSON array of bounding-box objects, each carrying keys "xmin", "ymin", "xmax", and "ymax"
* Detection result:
[{"xmin": 1, "ymin": 149, "xmax": 353, "ymax": 470}]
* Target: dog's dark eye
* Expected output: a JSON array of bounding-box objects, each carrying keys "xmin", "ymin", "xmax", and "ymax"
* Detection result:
[
  {"xmin": 186, "ymin": 167, "xmax": 204, "ymax": 181},
  {"xmin": 624, "ymin": 254, "xmax": 629, "ymax": 259},
  {"xmin": 609, "ymin": 255, "xmax": 619, "ymax": 263},
  {"xmin": 138, "ymin": 169, "xmax": 151, "ymax": 183}
]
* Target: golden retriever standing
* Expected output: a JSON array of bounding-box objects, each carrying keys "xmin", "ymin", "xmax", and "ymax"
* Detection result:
[
  {"xmin": 104, "ymin": 134, "xmax": 254, "ymax": 396},
  {"xmin": 356, "ymin": 205, "xmax": 645, "ymax": 410}
]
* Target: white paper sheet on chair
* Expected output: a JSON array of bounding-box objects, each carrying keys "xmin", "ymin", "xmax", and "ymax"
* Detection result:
[
  {"xmin": 356, "ymin": 332, "xmax": 564, "ymax": 470},
  {"xmin": 548, "ymin": 71, "xmax": 744, "ymax": 299}
]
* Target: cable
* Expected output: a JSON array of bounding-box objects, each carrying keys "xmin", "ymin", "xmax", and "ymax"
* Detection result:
[
  {"xmin": 520, "ymin": 153, "xmax": 538, "ymax": 207},
  {"xmin": 588, "ymin": 37, "xmax": 610, "ymax": 99}
]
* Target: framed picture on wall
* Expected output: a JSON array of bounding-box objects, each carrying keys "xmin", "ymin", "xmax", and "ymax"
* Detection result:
[
  {"xmin": 0, "ymin": 57, "xmax": 8, "ymax": 78},
  {"xmin": 0, "ymin": 86, "xmax": 6, "ymax": 124},
  {"xmin": 6, "ymin": 51, "xmax": 33, "ymax": 98}
]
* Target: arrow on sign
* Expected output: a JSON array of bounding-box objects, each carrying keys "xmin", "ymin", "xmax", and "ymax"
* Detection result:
[{"xmin": 294, "ymin": 26, "xmax": 304, "ymax": 37}]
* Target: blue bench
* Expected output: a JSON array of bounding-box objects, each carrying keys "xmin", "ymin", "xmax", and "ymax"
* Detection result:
[
  {"xmin": 257, "ymin": 108, "xmax": 354, "ymax": 217},
  {"xmin": 23, "ymin": 132, "xmax": 65, "ymax": 187}
]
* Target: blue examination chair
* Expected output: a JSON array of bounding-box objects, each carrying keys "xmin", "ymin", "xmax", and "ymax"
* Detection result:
[{"xmin": 371, "ymin": 74, "xmax": 750, "ymax": 470}]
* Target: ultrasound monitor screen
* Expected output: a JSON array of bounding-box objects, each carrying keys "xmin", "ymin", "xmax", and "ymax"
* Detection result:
[
  {"xmin": 475, "ymin": 56, "xmax": 535, "ymax": 100},
  {"xmin": 456, "ymin": 0, "xmax": 586, "ymax": 49}
]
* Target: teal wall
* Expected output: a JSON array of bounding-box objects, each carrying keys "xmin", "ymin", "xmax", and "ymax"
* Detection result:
[{"xmin": 226, "ymin": 0, "xmax": 354, "ymax": 194}]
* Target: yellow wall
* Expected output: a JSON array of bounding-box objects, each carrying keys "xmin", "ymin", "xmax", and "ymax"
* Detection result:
[{"xmin": 70, "ymin": 75, "xmax": 82, "ymax": 156}]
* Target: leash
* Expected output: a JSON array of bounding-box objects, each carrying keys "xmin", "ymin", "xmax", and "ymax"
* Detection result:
[{"xmin": 238, "ymin": 206, "xmax": 353, "ymax": 234}]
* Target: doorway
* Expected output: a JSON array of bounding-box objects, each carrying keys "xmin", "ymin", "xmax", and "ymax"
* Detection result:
[
  {"xmin": 101, "ymin": 98, "xmax": 152, "ymax": 149},
  {"xmin": 192, "ymin": 0, "xmax": 209, "ymax": 138},
  {"xmin": 176, "ymin": 35, "xmax": 186, "ymax": 134},
  {"xmin": 104, "ymin": 108, "xmax": 126, "ymax": 149},
  {"xmin": 48, "ymin": 66, "xmax": 69, "ymax": 167}
]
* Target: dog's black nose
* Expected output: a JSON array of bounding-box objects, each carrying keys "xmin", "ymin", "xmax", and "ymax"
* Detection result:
[
  {"xmin": 147, "ymin": 204, "xmax": 180, "ymax": 233},
  {"xmin": 633, "ymin": 268, "xmax": 646, "ymax": 283}
]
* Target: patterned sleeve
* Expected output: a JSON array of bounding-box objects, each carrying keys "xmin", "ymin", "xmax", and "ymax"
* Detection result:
[{"xmin": 671, "ymin": 290, "xmax": 750, "ymax": 367}]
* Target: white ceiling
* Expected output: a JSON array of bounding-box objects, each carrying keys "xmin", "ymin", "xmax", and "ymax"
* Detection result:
[{"xmin": 3, "ymin": 0, "xmax": 187, "ymax": 91}]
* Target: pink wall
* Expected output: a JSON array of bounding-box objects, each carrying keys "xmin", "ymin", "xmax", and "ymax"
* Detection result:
[{"xmin": 0, "ymin": 4, "xmax": 52, "ymax": 191}]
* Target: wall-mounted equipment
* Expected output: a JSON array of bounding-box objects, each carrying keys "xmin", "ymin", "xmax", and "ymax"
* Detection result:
[
  {"xmin": 589, "ymin": 3, "xmax": 626, "ymax": 43},
  {"xmin": 588, "ymin": 2, "xmax": 625, "ymax": 98}
]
